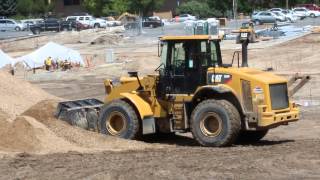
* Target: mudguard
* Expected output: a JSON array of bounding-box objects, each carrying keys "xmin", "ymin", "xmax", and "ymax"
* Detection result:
[
  {"xmin": 120, "ymin": 93, "xmax": 154, "ymax": 119},
  {"xmin": 120, "ymin": 92, "xmax": 155, "ymax": 134},
  {"xmin": 192, "ymin": 84, "xmax": 245, "ymax": 114}
]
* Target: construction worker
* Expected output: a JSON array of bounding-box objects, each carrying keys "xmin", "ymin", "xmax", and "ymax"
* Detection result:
[{"xmin": 45, "ymin": 56, "xmax": 52, "ymax": 71}]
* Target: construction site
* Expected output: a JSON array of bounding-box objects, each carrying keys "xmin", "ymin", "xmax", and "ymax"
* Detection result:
[{"xmin": 0, "ymin": 19, "xmax": 320, "ymax": 179}]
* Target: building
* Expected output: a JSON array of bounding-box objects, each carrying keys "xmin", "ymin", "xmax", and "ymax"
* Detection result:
[{"xmin": 49, "ymin": 0, "xmax": 85, "ymax": 16}]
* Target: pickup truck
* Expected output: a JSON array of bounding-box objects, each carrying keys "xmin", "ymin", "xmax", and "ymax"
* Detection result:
[
  {"xmin": 30, "ymin": 18, "xmax": 85, "ymax": 34},
  {"xmin": 66, "ymin": 15, "xmax": 107, "ymax": 28}
]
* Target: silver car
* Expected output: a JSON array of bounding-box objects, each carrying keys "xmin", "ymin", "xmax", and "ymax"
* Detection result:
[
  {"xmin": 175, "ymin": 14, "xmax": 197, "ymax": 22},
  {"xmin": 252, "ymin": 11, "xmax": 277, "ymax": 25},
  {"xmin": 0, "ymin": 19, "xmax": 26, "ymax": 31}
]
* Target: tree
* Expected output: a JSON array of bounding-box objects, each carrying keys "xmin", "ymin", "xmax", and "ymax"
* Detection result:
[
  {"xmin": 83, "ymin": 0, "xmax": 113, "ymax": 16},
  {"xmin": 0, "ymin": 0, "xmax": 17, "ymax": 16},
  {"xmin": 176, "ymin": 1, "xmax": 213, "ymax": 18},
  {"xmin": 207, "ymin": 0, "xmax": 233, "ymax": 17},
  {"xmin": 83, "ymin": 0, "xmax": 165, "ymax": 17},
  {"xmin": 16, "ymin": 0, "xmax": 33, "ymax": 16},
  {"xmin": 103, "ymin": 0, "xmax": 129, "ymax": 16},
  {"xmin": 33, "ymin": 0, "xmax": 47, "ymax": 14},
  {"xmin": 15, "ymin": 0, "xmax": 52, "ymax": 17},
  {"xmin": 128, "ymin": 0, "xmax": 165, "ymax": 16}
]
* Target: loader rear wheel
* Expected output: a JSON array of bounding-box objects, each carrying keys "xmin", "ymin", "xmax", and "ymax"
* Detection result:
[
  {"xmin": 99, "ymin": 100, "xmax": 140, "ymax": 139},
  {"xmin": 191, "ymin": 99, "xmax": 241, "ymax": 147},
  {"xmin": 237, "ymin": 130, "xmax": 269, "ymax": 143}
]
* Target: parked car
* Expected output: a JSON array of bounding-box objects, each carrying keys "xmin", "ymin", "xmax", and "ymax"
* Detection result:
[
  {"xmin": 269, "ymin": 8, "xmax": 284, "ymax": 13},
  {"xmin": 282, "ymin": 10, "xmax": 299, "ymax": 22},
  {"xmin": 30, "ymin": 18, "xmax": 88, "ymax": 34},
  {"xmin": 175, "ymin": 14, "xmax": 197, "ymax": 22},
  {"xmin": 66, "ymin": 15, "xmax": 107, "ymax": 28},
  {"xmin": 60, "ymin": 18, "xmax": 89, "ymax": 31},
  {"xmin": 293, "ymin": 7, "xmax": 320, "ymax": 18},
  {"xmin": 63, "ymin": 17, "xmax": 90, "ymax": 29},
  {"xmin": 273, "ymin": 11, "xmax": 287, "ymax": 22},
  {"xmin": 296, "ymin": 4, "xmax": 320, "ymax": 11},
  {"xmin": 0, "ymin": 19, "xmax": 26, "ymax": 31},
  {"xmin": 292, "ymin": 7, "xmax": 311, "ymax": 18},
  {"xmin": 142, "ymin": 16, "xmax": 163, "ymax": 28},
  {"xmin": 0, "ymin": 16, "xmax": 6, "ymax": 19},
  {"xmin": 100, "ymin": 17, "xmax": 122, "ymax": 27},
  {"xmin": 21, "ymin": 19, "xmax": 44, "ymax": 30},
  {"xmin": 252, "ymin": 11, "xmax": 277, "ymax": 25},
  {"xmin": 30, "ymin": 18, "xmax": 60, "ymax": 34}
]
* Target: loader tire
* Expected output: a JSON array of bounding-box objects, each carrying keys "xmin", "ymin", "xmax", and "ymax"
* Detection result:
[
  {"xmin": 99, "ymin": 100, "xmax": 140, "ymax": 139},
  {"xmin": 191, "ymin": 99, "xmax": 241, "ymax": 147},
  {"xmin": 237, "ymin": 130, "xmax": 268, "ymax": 143}
]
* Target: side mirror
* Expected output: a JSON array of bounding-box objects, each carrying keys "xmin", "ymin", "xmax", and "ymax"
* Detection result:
[{"xmin": 128, "ymin": 71, "xmax": 138, "ymax": 77}]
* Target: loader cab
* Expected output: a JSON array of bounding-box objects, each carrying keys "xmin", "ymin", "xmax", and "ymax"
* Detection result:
[{"xmin": 158, "ymin": 35, "xmax": 222, "ymax": 95}]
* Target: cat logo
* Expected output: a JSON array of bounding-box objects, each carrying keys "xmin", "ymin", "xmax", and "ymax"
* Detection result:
[
  {"xmin": 212, "ymin": 74, "xmax": 223, "ymax": 83},
  {"xmin": 208, "ymin": 73, "xmax": 232, "ymax": 84}
]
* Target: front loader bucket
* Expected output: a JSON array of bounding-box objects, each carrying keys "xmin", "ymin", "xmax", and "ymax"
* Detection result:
[{"xmin": 55, "ymin": 98, "xmax": 104, "ymax": 131}]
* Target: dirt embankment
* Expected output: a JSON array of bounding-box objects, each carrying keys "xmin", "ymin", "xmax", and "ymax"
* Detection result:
[{"xmin": 0, "ymin": 71, "xmax": 161, "ymax": 155}]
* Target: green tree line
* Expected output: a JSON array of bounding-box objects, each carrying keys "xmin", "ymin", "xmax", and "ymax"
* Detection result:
[
  {"xmin": 82, "ymin": 0, "xmax": 165, "ymax": 17},
  {"xmin": 0, "ymin": 0, "xmax": 53, "ymax": 17},
  {"xmin": 0, "ymin": 0, "xmax": 319, "ymax": 18},
  {"xmin": 177, "ymin": 0, "xmax": 320, "ymax": 18}
]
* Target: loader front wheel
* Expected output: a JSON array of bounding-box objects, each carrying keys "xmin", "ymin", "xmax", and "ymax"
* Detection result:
[
  {"xmin": 191, "ymin": 99, "xmax": 241, "ymax": 147},
  {"xmin": 99, "ymin": 100, "xmax": 140, "ymax": 139}
]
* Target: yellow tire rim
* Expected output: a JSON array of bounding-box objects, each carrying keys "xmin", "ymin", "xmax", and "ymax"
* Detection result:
[
  {"xmin": 200, "ymin": 112, "xmax": 223, "ymax": 137},
  {"xmin": 106, "ymin": 111, "xmax": 127, "ymax": 136}
]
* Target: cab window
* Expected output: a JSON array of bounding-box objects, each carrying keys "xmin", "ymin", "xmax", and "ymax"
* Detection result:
[
  {"xmin": 210, "ymin": 41, "xmax": 218, "ymax": 66},
  {"xmin": 160, "ymin": 42, "xmax": 168, "ymax": 67},
  {"xmin": 172, "ymin": 43, "xmax": 185, "ymax": 76}
]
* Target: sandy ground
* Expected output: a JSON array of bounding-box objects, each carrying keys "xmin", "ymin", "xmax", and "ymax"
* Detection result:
[{"xmin": 0, "ymin": 32, "xmax": 320, "ymax": 179}]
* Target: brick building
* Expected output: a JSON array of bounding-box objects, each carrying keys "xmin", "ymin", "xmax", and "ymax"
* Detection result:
[{"xmin": 49, "ymin": 0, "xmax": 85, "ymax": 16}]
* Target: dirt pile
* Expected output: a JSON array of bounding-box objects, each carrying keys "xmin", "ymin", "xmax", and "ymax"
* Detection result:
[
  {"xmin": 90, "ymin": 34, "xmax": 123, "ymax": 45},
  {"xmin": 0, "ymin": 116, "xmax": 40, "ymax": 152},
  {"xmin": 0, "ymin": 71, "xmax": 160, "ymax": 155},
  {"xmin": 0, "ymin": 115, "xmax": 84, "ymax": 154},
  {"xmin": 23, "ymin": 100, "xmax": 158, "ymax": 152},
  {"xmin": 0, "ymin": 71, "xmax": 57, "ymax": 119}
]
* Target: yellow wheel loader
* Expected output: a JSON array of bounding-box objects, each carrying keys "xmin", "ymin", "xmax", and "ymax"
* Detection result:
[
  {"xmin": 56, "ymin": 33, "xmax": 304, "ymax": 147},
  {"xmin": 234, "ymin": 22, "xmax": 257, "ymax": 44}
]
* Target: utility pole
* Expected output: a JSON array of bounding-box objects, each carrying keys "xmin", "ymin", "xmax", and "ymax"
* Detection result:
[
  {"xmin": 286, "ymin": 0, "xmax": 289, "ymax": 9},
  {"xmin": 233, "ymin": 0, "xmax": 237, "ymax": 19}
]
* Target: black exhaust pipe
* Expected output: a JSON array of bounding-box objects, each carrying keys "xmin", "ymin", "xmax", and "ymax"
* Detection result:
[{"xmin": 242, "ymin": 40, "xmax": 249, "ymax": 67}]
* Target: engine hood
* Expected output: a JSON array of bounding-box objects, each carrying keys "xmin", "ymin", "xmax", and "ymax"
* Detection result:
[{"xmin": 208, "ymin": 67, "xmax": 287, "ymax": 85}]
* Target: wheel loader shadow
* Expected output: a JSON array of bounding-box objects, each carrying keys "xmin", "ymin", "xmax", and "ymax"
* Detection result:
[
  {"xmin": 142, "ymin": 134, "xmax": 294, "ymax": 147},
  {"xmin": 142, "ymin": 133, "xmax": 200, "ymax": 146},
  {"xmin": 235, "ymin": 139, "xmax": 295, "ymax": 146}
]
